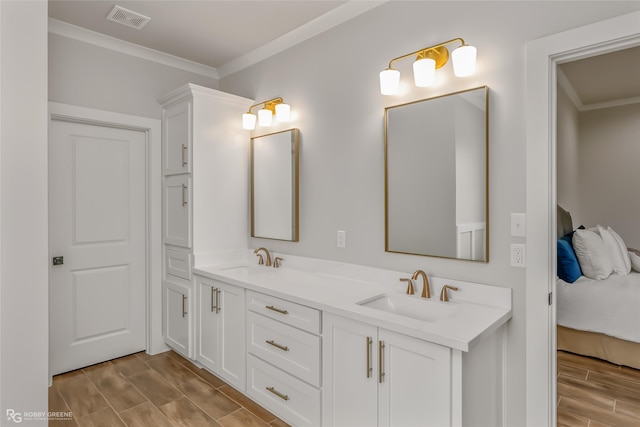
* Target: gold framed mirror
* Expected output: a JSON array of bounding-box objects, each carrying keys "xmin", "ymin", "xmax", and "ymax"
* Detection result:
[
  {"xmin": 384, "ymin": 86, "xmax": 488, "ymax": 261},
  {"xmin": 251, "ymin": 128, "xmax": 299, "ymax": 241}
]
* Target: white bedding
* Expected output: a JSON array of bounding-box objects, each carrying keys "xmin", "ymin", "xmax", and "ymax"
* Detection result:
[{"xmin": 557, "ymin": 272, "xmax": 640, "ymax": 343}]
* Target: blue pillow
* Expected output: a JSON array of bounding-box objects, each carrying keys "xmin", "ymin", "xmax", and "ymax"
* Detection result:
[{"xmin": 557, "ymin": 235, "xmax": 582, "ymax": 283}]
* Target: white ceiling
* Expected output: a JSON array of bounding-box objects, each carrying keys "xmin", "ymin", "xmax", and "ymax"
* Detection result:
[{"xmin": 559, "ymin": 46, "xmax": 640, "ymax": 110}]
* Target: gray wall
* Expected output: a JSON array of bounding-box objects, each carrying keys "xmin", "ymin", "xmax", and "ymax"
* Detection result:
[
  {"xmin": 579, "ymin": 104, "xmax": 640, "ymax": 249},
  {"xmin": 1, "ymin": 1, "xmax": 49, "ymax": 422},
  {"xmin": 557, "ymin": 88, "xmax": 640, "ymax": 249},
  {"xmin": 220, "ymin": 2, "xmax": 640, "ymax": 424},
  {"xmin": 49, "ymin": 33, "xmax": 219, "ymax": 119},
  {"xmin": 557, "ymin": 85, "xmax": 582, "ymax": 223}
]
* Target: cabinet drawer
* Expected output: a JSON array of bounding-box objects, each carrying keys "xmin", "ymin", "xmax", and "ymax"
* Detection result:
[
  {"xmin": 246, "ymin": 290, "xmax": 320, "ymax": 334},
  {"xmin": 247, "ymin": 312, "xmax": 321, "ymax": 387},
  {"xmin": 246, "ymin": 354, "xmax": 320, "ymax": 427},
  {"xmin": 165, "ymin": 248, "xmax": 192, "ymax": 280}
]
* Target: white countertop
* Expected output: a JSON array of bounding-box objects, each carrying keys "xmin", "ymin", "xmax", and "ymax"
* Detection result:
[{"xmin": 193, "ymin": 256, "xmax": 511, "ymax": 352}]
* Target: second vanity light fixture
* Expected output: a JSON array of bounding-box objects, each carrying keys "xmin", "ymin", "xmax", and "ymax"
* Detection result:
[
  {"xmin": 242, "ymin": 97, "xmax": 290, "ymax": 130},
  {"xmin": 379, "ymin": 38, "xmax": 477, "ymax": 95}
]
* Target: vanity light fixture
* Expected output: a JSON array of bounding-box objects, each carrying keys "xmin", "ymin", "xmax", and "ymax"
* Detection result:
[
  {"xmin": 242, "ymin": 97, "xmax": 291, "ymax": 130},
  {"xmin": 379, "ymin": 38, "xmax": 477, "ymax": 95}
]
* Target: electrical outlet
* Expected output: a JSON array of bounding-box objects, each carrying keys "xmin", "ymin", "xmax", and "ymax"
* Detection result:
[
  {"xmin": 337, "ymin": 230, "xmax": 346, "ymax": 248},
  {"xmin": 511, "ymin": 244, "xmax": 526, "ymax": 268}
]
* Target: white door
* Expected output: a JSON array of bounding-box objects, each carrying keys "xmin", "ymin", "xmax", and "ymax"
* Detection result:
[{"xmin": 50, "ymin": 119, "xmax": 147, "ymax": 375}]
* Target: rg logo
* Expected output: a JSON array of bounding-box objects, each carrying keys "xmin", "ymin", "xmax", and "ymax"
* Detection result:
[{"xmin": 6, "ymin": 409, "xmax": 22, "ymax": 423}]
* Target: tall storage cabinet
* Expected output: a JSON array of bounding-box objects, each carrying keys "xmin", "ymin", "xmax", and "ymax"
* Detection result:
[{"xmin": 159, "ymin": 84, "xmax": 252, "ymax": 359}]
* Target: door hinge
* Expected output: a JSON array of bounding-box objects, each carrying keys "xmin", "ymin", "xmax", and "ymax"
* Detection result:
[{"xmin": 548, "ymin": 292, "xmax": 553, "ymax": 306}]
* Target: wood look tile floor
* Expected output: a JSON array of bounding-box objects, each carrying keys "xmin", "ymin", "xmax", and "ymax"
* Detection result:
[
  {"xmin": 557, "ymin": 350, "xmax": 640, "ymax": 426},
  {"xmin": 49, "ymin": 351, "xmax": 289, "ymax": 427}
]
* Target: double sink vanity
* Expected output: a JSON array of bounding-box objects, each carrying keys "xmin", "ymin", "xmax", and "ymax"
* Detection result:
[
  {"xmin": 159, "ymin": 84, "xmax": 509, "ymax": 426},
  {"xmin": 182, "ymin": 250, "xmax": 511, "ymax": 427}
]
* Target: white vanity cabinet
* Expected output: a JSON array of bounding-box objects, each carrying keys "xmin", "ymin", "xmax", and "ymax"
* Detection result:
[
  {"xmin": 164, "ymin": 279, "xmax": 192, "ymax": 359},
  {"xmin": 159, "ymin": 84, "xmax": 252, "ymax": 357},
  {"xmin": 323, "ymin": 313, "xmax": 455, "ymax": 427},
  {"xmin": 245, "ymin": 290, "xmax": 322, "ymax": 427},
  {"xmin": 195, "ymin": 275, "xmax": 246, "ymax": 390}
]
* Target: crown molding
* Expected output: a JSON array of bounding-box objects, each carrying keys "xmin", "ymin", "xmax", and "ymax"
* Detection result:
[
  {"xmin": 48, "ymin": 18, "xmax": 219, "ymax": 80},
  {"xmin": 217, "ymin": 1, "xmax": 388, "ymax": 79}
]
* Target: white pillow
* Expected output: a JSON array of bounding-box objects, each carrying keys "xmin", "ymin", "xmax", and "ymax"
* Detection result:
[
  {"xmin": 572, "ymin": 228, "xmax": 613, "ymax": 280},
  {"xmin": 630, "ymin": 251, "xmax": 640, "ymax": 273},
  {"xmin": 607, "ymin": 227, "xmax": 631, "ymax": 274},
  {"xmin": 598, "ymin": 225, "xmax": 631, "ymax": 276}
]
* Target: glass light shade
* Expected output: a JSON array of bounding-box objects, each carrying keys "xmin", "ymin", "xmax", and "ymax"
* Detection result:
[
  {"xmin": 258, "ymin": 108, "xmax": 273, "ymax": 126},
  {"xmin": 379, "ymin": 68, "xmax": 400, "ymax": 95},
  {"xmin": 242, "ymin": 113, "xmax": 256, "ymax": 130},
  {"xmin": 412, "ymin": 58, "xmax": 436, "ymax": 87},
  {"xmin": 275, "ymin": 103, "xmax": 290, "ymax": 122},
  {"xmin": 452, "ymin": 45, "xmax": 477, "ymax": 77}
]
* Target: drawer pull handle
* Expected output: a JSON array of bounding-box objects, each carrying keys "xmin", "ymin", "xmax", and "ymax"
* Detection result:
[
  {"xmin": 378, "ymin": 340, "xmax": 385, "ymax": 384},
  {"xmin": 266, "ymin": 340, "xmax": 289, "ymax": 352},
  {"xmin": 182, "ymin": 294, "xmax": 187, "ymax": 318},
  {"xmin": 181, "ymin": 183, "xmax": 188, "ymax": 207},
  {"xmin": 265, "ymin": 305, "xmax": 288, "ymax": 315},
  {"xmin": 181, "ymin": 144, "xmax": 188, "ymax": 167},
  {"xmin": 211, "ymin": 287, "xmax": 220, "ymax": 313},
  {"xmin": 366, "ymin": 336, "xmax": 372, "ymax": 378},
  {"xmin": 266, "ymin": 386, "xmax": 289, "ymax": 401}
]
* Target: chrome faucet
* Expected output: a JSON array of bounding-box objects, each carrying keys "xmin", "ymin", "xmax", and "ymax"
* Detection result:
[
  {"xmin": 412, "ymin": 270, "xmax": 431, "ymax": 298},
  {"xmin": 254, "ymin": 247, "xmax": 272, "ymax": 266},
  {"xmin": 440, "ymin": 285, "xmax": 459, "ymax": 302}
]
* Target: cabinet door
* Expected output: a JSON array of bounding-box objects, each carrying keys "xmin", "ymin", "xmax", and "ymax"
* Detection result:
[
  {"xmin": 164, "ymin": 280, "xmax": 191, "ymax": 358},
  {"xmin": 163, "ymin": 101, "xmax": 192, "ymax": 175},
  {"xmin": 378, "ymin": 329, "xmax": 451, "ymax": 427},
  {"xmin": 323, "ymin": 313, "xmax": 378, "ymax": 427},
  {"xmin": 217, "ymin": 281, "xmax": 246, "ymax": 390},
  {"xmin": 196, "ymin": 277, "xmax": 219, "ymax": 372},
  {"xmin": 163, "ymin": 174, "xmax": 192, "ymax": 248}
]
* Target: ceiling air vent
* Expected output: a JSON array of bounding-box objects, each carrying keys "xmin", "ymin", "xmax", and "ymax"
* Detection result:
[{"xmin": 106, "ymin": 5, "xmax": 151, "ymax": 30}]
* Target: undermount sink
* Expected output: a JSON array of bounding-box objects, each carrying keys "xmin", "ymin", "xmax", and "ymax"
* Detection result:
[{"xmin": 357, "ymin": 293, "xmax": 455, "ymax": 323}]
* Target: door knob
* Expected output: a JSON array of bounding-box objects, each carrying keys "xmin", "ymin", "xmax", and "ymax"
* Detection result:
[{"xmin": 52, "ymin": 256, "xmax": 64, "ymax": 266}]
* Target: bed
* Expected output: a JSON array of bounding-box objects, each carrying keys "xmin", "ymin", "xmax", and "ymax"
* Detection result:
[{"xmin": 556, "ymin": 205, "xmax": 640, "ymax": 369}]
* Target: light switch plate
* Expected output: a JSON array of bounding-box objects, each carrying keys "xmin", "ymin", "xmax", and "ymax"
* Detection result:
[{"xmin": 511, "ymin": 213, "xmax": 526, "ymax": 237}]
